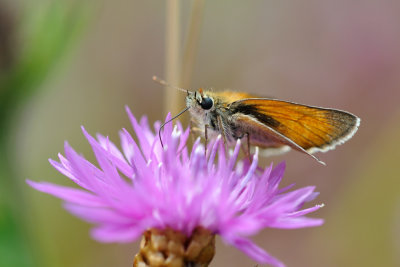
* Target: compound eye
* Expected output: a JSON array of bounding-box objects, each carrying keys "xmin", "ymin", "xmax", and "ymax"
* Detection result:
[{"xmin": 200, "ymin": 97, "xmax": 213, "ymax": 110}]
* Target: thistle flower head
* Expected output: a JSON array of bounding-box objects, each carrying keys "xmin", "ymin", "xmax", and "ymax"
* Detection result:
[{"xmin": 28, "ymin": 107, "xmax": 323, "ymax": 267}]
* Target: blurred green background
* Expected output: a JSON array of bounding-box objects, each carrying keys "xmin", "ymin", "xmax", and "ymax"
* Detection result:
[{"xmin": 1, "ymin": 0, "xmax": 399, "ymax": 266}]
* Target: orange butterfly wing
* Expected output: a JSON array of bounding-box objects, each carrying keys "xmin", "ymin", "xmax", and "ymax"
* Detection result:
[{"xmin": 229, "ymin": 98, "xmax": 360, "ymax": 154}]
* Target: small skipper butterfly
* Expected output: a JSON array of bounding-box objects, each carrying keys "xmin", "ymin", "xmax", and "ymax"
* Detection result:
[{"xmin": 154, "ymin": 76, "xmax": 360, "ymax": 165}]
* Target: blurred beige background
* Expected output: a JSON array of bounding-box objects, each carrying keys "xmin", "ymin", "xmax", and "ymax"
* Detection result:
[{"xmin": 2, "ymin": 0, "xmax": 400, "ymax": 266}]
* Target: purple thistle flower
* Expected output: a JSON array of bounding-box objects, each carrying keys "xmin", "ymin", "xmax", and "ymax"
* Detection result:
[{"xmin": 27, "ymin": 107, "xmax": 324, "ymax": 267}]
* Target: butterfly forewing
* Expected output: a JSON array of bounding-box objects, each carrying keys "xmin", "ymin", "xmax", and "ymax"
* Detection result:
[{"xmin": 229, "ymin": 98, "xmax": 360, "ymax": 153}]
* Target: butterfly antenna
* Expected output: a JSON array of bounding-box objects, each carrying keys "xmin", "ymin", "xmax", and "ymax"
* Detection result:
[
  {"xmin": 152, "ymin": 76, "xmax": 190, "ymax": 94},
  {"xmin": 159, "ymin": 106, "xmax": 190, "ymax": 147}
]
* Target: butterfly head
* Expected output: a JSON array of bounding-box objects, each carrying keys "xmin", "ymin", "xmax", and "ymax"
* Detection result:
[
  {"xmin": 185, "ymin": 89, "xmax": 216, "ymax": 127},
  {"xmin": 186, "ymin": 89, "xmax": 215, "ymax": 112}
]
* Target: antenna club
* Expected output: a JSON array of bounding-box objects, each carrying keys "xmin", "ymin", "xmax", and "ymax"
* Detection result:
[
  {"xmin": 152, "ymin": 75, "xmax": 165, "ymax": 84},
  {"xmin": 151, "ymin": 75, "xmax": 191, "ymax": 93}
]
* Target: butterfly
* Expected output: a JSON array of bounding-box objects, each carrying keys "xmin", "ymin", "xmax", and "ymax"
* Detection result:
[{"xmin": 155, "ymin": 77, "xmax": 360, "ymax": 165}]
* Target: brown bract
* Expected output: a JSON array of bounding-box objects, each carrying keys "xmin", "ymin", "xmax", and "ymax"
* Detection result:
[{"xmin": 133, "ymin": 227, "xmax": 215, "ymax": 267}]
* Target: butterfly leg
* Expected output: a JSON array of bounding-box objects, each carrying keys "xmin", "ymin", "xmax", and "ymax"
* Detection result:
[
  {"xmin": 217, "ymin": 115, "xmax": 229, "ymax": 156},
  {"xmin": 204, "ymin": 124, "xmax": 209, "ymax": 156},
  {"xmin": 217, "ymin": 115, "xmax": 228, "ymax": 145},
  {"xmin": 241, "ymin": 132, "xmax": 251, "ymax": 161}
]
